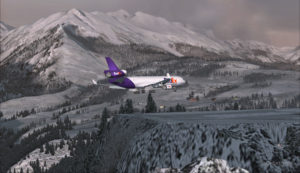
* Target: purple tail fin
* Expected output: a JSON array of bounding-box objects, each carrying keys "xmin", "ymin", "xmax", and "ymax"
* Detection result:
[{"xmin": 105, "ymin": 57, "xmax": 119, "ymax": 71}]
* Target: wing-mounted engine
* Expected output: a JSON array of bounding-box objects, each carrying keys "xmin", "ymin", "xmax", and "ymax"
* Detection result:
[{"xmin": 121, "ymin": 70, "xmax": 127, "ymax": 75}]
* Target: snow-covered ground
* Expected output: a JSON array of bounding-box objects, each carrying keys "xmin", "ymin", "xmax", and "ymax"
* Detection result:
[
  {"xmin": 120, "ymin": 62, "xmax": 300, "ymax": 111},
  {"xmin": 0, "ymin": 86, "xmax": 79, "ymax": 118},
  {"xmin": 154, "ymin": 157, "xmax": 249, "ymax": 173},
  {"xmin": 9, "ymin": 140, "xmax": 70, "ymax": 173},
  {"xmin": 113, "ymin": 110, "xmax": 300, "ymax": 172}
]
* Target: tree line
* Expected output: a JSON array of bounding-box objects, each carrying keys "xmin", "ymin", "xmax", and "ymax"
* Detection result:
[{"xmin": 2, "ymin": 116, "xmax": 73, "ymax": 173}]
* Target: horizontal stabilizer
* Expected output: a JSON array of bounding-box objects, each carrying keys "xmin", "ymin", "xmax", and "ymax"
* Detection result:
[
  {"xmin": 109, "ymin": 85, "xmax": 127, "ymax": 89},
  {"xmin": 92, "ymin": 79, "xmax": 97, "ymax": 85}
]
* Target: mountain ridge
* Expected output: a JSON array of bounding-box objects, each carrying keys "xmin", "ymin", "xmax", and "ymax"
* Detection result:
[
  {"xmin": 0, "ymin": 9, "xmax": 299, "ymax": 101},
  {"xmin": 0, "ymin": 21, "xmax": 14, "ymax": 37},
  {"xmin": 2, "ymin": 9, "xmax": 298, "ymax": 61}
]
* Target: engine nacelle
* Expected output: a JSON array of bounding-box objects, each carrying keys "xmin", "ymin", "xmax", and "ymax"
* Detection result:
[
  {"xmin": 121, "ymin": 70, "xmax": 127, "ymax": 75},
  {"xmin": 104, "ymin": 69, "xmax": 126, "ymax": 78}
]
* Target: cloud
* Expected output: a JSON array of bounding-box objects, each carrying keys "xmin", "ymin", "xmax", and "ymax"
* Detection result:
[{"xmin": 1, "ymin": 0, "xmax": 299, "ymax": 47}]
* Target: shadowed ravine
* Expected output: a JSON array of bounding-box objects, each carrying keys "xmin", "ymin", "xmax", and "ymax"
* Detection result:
[{"xmin": 96, "ymin": 109, "xmax": 300, "ymax": 173}]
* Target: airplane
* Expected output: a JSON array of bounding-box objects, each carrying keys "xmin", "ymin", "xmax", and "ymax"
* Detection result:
[{"xmin": 95, "ymin": 57, "xmax": 187, "ymax": 91}]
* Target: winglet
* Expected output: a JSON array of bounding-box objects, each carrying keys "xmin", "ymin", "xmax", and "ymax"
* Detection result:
[{"xmin": 105, "ymin": 57, "xmax": 120, "ymax": 71}]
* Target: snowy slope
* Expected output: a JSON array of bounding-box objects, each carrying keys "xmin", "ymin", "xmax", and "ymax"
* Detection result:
[
  {"xmin": 9, "ymin": 139, "xmax": 70, "ymax": 173},
  {"xmin": 278, "ymin": 46, "xmax": 300, "ymax": 65},
  {"xmin": 225, "ymin": 39, "xmax": 300, "ymax": 65},
  {"xmin": 0, "ymin": 86, "xmax": 79, "ymax": 118},
  {"xmin": 154, "ymin": 157, "xmax": 249, "ymax": 173},
  {"xmin": 1, "ymin": 9, "xmax": 298, "ymax": 88},
  {"xmin": 109, "ymin": 112, "xmax": 300, "ymax": 173},
  {"xmin": 0, "ymin": 10, "xmax": 108, "ymax": 85},
  {"xmin": 0, "ymin": 8, "xmax": 225, "ymax": 62}
]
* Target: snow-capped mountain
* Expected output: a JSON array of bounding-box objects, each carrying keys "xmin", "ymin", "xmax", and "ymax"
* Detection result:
[
  {"xmin": 0, "ymin": 21, "xmax": 14, "ymax": 37},
  {"xmin": 0, "ymin": 9, "xmax": 299, "ymax": 89},
  {"xmin": 225, "ymin": 39, "xmax": 300, "ymax": 65}
]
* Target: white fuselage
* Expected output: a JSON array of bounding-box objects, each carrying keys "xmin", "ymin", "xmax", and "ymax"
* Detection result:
[{"xmin": 128, "ymin": 76, "xmax": 186, "ymax": 88}]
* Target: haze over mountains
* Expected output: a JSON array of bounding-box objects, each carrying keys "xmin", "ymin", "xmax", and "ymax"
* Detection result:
[{"xmin": 0, "ymin": 9, "xmax": 299, "ymax": 85}]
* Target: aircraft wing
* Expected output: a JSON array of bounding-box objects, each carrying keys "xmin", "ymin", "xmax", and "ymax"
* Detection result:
[
  {"xmin": 91, "ymin": 79, "xmax": 110, "ymax": 86},
  {"xmin": 139, "ymin": 78, "xmax": 171, "ymax": 88}
]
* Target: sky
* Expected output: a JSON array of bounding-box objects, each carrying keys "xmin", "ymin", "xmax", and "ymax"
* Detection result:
[{"xmin": 1, "ymin": 0, "xmax": 299, "ymax": 47}]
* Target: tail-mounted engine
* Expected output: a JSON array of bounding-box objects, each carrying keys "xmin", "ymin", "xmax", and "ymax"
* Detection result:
[{"xmin": 104, "ymin": 69, "xmax": 127, "ymax": 78}]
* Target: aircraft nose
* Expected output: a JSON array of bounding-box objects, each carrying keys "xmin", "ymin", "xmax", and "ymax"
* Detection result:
[{"xmin": 181, "ymin": 78, "xmax": 187, "ymax": 85}]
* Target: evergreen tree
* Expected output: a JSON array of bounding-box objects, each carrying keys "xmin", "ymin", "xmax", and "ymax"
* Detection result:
[
  {"xmin": 175, "ymin": 103, "xmax": 186, "ymax": 112},
  {"xmin": 31, "ymin": 108, "xmax": 36, "ymax": 114},
  {"xmin": 30, "ymin": 159, "xmax": 42, "ymax": 173},
  {"xmin": 98, "ymin": 107, "xmax": 109, "ymax": 136},
  {"xmin": 0, "ymin": 111, "xmax": 3, "ymax": 118},
  {"xmin": 59, "ymin": 139, "xmax": 65, "ymax": 149},
  {"xmin": 49, "ymin": 144, "xmax": 55, "ymax": 155},
  {"xmin": 233, "ymin": 102, "xmax": 239, "ymax": 110},
  {"xmin": 125, "ymin": 99, "xmax": 134, "ymax": 113},
  {"xmin": 40, "ymin": 144, "xmax": 44, "ymax": 153},
  {"xmin": 182, "ymin": 106, "xmax": 186, "ymax": 112},
  {"xmin": 145, "ymin": 93, "xmax": 157, "ymax": 113},
  {"xmin": 119, "ymin": 104, "xmax": 125, "ymax": 114},
  {"xmin": 56, "ymin": 118, "xmax": 63, "ymax": 129},
  {"xmin": 175, "ymin": 104, "xmax": 181, "ymax": 112},
  {"xmin": 64, "ymin": 116, "xmax": 72, "ymax": 130},
  {"xmin": 22, "ymin": 110, "xmax": 30, "ymax": 117},
  {"xmin": 45, "ymin": 142, "xmax": 50, "ymax": 154},
  {"xmin": 62, "ymin": 107, "xmax": 67, "ymax": 114}
]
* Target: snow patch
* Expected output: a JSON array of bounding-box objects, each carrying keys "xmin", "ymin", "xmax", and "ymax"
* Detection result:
[{"xmin": 9, "ymin": 139, "xmax": 70, "ymax": 173}]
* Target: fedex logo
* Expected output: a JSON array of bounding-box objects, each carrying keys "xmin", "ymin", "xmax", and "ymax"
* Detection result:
[{"xmin": 113, "ymin": 72, "xmax": 121, "ymax": 75}]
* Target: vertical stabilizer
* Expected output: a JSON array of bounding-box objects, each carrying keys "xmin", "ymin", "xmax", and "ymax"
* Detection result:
[{"xmin": 105, "ymin": 57, "xmax": 120, "ymax": 71}]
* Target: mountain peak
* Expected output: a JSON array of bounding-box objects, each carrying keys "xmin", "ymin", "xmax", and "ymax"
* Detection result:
[
  {"xmin": 107, "ymin": 9, "xmax": 131, "ymax": 19},
  {"xmin": 67, "ymin": 8, "xmax": 86, "ymax": 17},
  {"xmin": 133, "ymin": 11, "xmax": 170, "ymax": 25}
]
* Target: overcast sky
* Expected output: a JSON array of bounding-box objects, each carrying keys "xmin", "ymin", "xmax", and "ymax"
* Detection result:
[{"xmin": 1, "ymin": 0, "xmax": 299, "ymax": 47}]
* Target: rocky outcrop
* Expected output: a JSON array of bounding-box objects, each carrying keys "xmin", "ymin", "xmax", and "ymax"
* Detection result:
[{"xmin": 98, "ymin": 114, "xmax": 300, "ymax": 173}]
